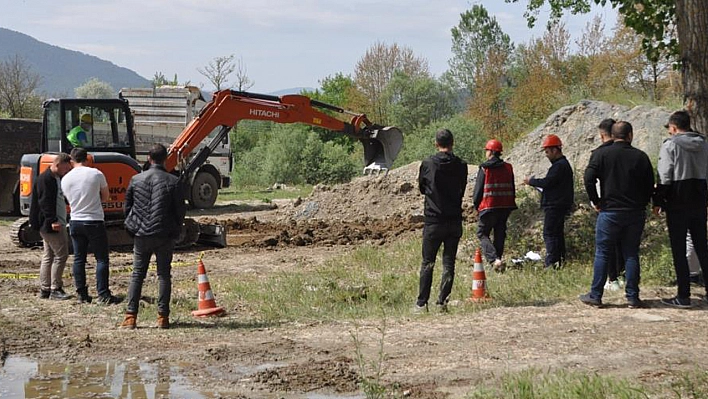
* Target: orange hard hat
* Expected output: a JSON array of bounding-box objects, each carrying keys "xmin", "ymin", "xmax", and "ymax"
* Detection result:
[
  {"xmin": 485, "ymin": 139, "xmax": 503, "ymax": 153},
  {"xmin": 542, "ymin": 134, "xmax": 562, "ymax": 148}
]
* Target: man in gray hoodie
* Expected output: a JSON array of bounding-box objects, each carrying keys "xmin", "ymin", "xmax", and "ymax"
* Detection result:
[{"xmin": 653, "ymin": 110, "xmax": 708, "ymax": 308}]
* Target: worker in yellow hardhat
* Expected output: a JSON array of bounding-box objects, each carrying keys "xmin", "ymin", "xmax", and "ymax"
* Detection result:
[
  {"xmin": 523, "ymin": 134, "xmax": 574, "ymax": 269},
  {"xmin": 67, "ymin": 114, "xmax": 91, "ymax": 147}
]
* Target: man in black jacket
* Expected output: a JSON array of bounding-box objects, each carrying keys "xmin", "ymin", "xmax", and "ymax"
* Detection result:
[
  {"xmin": 414, "ymin": 129, "xmax": 468, "ymax": 313},
  {"xmin": 120, "ymin": 144, "xmax": 186, "ymax": 329},
  {"xmin": 29, "ymin": 153, "xmax": 73, "ymax": 300},
  {"xmin": 524, "ymin": 134, "xmax": 574, "ymax": 269},
  {"xmin": 581, "ymin": 121, "xmax": 654, "ymax": 308}
]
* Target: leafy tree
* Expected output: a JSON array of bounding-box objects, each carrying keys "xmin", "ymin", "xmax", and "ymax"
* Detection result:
[
  {"xmin": 301, "ymin": 73, "xmax": 364, "ymax": 146},
  {"xmin": 198, "ymin": 54, "xmax": 236, "ymax": 91},
  {"xmin": 152, "ymin": 72, "xmax": 179, "ymax": 87},
  {"xmin": 0, "ymin": 54, "xmax": 42, "ymax": 118},
  {"xmin": 353, "ymin": 42, "xmax": 429, "ymax": 124},
  {"xmin": 507, "ymin": 0, "xmax": 708, "ymax": 132},
  {"xmin": 74, "ymin": 77, "xmax": 115, "ymax": 99},
  {"xmin": 448, "ymin": 5, "xmax": 514, "ymax": 93},
  {"xmin": 384, "ymin": 71, "xmax": 458, "ymax": 133}
]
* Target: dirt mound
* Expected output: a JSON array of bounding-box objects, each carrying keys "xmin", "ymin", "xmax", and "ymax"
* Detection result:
[
  {"xmin": 276, "ymin": 161, "xmax": 478, "ymax": 223},
  {"xmin": 198, "ymin": 215, "xmax": 423, "ymax": 247},
  {"xmin": 253, "ymin": 356, "xmax": 359, "ymax": 393}
]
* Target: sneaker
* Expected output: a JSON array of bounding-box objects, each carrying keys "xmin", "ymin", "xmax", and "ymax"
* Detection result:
[
  {"xmin": 578, "ymin": 293, "xmax": 602, "ymax": 307},
  {"xmin": 627, "ymin": 297, "xmax": 645, "ymax": 309},
  {"xmin": 411, "ymin": 304, "xmax": 428, "ymax": 314},
  {"xmin": 661, "ymin": 296, "xmax": 692, "ymax": 309},
  {"xmin": 492, "ymin": 259, "xmax": 505, "ymax": 273},
  {"xmin": 77, "ymin": 293, "xmax": 93, "ymax": 304},
  {"xmin": 38, "ymin": 289, "xmax": 50, "ymax": 299},
  {"xmin": 604, "ymin": 280, "xmax": 621, "ymax": 292},
  {"xmin": 96, "ymin": 295, "xmax": 120, "ymax": 305},
  {"xmin": 120, "ymin": 313, "xmax": 137, "ymax": 330},
  {"xmin": 157, "ymin": 315, "xmax": 170, "ymax": 329},
  {"xmin": 49, "ymin": 288, "xmax": 70, "ymax": 301}
]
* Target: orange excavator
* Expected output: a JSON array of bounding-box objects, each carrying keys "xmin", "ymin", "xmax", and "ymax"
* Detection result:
[{"xmin": 12, "ymin": 90, "xmax": 403, "ymax": 248}]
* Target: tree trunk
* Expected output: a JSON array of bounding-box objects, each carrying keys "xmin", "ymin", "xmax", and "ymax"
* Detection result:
[{"xmin": 677, "ymin": 0, "xmax": 708, "ymax": 133}]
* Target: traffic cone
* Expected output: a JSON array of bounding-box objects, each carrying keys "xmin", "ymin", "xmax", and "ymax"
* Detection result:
[
  {"xmin": 192, "ymin": 253, "xmax": 226, "ymax": 317},
  {"xmin": 470, "ymin": 248, "xmax": 491, "ymax": 302}
]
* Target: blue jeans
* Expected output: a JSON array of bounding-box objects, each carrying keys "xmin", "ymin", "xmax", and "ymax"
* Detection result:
[
  {"xmin": 590, "ymin": 210, "xmax": 646, "ymax": 300},
  {"xmin": 417, "ymin": 222, "xmax": 462, "ymax": 306},
  {"xmin": 69, "ymin": 220, "xmax": 111, "ymax": 298},
  {"xmin": 126, "ymin": 236, "xmax": 175, "ymax": 316}
]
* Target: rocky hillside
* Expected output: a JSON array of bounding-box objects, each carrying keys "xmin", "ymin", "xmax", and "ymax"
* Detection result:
[
  {"xmin": 282, "ymin": 100, "xmax": 674, "ymax": 222},
  {"xmin": 507, "ymin": 100, "xmax": 670, "ymax": 182}
]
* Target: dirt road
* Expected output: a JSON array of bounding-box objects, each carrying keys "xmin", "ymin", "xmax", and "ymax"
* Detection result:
[{"xmin": 2, "ymin": 200, "xmax": 708, "ymax": 398}]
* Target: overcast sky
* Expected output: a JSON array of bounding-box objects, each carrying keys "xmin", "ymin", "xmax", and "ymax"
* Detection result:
[{"xmin": 1, "ymin": 0, "xmax": 616, "ymax": 94}]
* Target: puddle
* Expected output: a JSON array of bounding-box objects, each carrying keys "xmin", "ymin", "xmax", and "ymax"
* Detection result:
[
  {"xmin": 0, "ymin": 357, "xmax": 209, "ymax": 399},
  {"xmin": 0, "ymin": 357, "xmax": 365, "ymax": 398}
]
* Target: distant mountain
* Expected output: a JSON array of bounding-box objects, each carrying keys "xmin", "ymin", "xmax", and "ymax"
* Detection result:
[
  {"xmin": 268, "ymin": 87, "xmax": 316, "ymax": 96},
  {"xmin": 0, "ymin": 28, "xmax": 150, "ymax": 97}
]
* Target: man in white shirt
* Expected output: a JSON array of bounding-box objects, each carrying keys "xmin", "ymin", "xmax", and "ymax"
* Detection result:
[{"xmin": 61, "ymin": 147, "xmax": 118, "ymax": 304}]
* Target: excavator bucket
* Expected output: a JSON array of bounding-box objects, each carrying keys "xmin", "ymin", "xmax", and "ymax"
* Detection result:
[{"xmin": 361, "ymin": 126, "xmax": 403, "ymax": 174}]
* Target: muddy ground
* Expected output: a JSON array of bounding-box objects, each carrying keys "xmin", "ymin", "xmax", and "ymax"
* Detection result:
[{"xmin": 2, "ymin": 190, "xmax": 708, "ymax": 397}]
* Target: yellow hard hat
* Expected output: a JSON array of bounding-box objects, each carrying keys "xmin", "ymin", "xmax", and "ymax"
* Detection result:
[{"xmin": 80, "ymin": 114, "xmax": 92, "ymax": 124}]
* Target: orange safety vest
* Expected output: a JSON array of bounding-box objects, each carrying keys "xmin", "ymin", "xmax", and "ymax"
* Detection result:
[{"xmin": 478, "ymin": 163, "xmax": 516, "ymax": 211}]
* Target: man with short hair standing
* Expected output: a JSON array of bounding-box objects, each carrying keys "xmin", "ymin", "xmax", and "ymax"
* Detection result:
[
  {"xmin": 61, "ymin": 147, "xmax": 117, "ymax": 304},
  {"xmin": 29, "ymin": 153, "xmax": 73, "ymax": 300},
  {"xmin": 523, "ymin": 134, "xmax": 574, "ymax": 269},
  {"xmin": 120, "ymin": 144, "xmax": 186, "ymax": 329},
  {"xmin": 581, "ymin": 121, "xmax": 654, "ymax": 308},
  {"xmin": 654, "ymin": 110, "xmax": 708, "ymax": 308},
  {"xmin": 414, "ymin": 129, "xmax": 467, "ymax": 313}
]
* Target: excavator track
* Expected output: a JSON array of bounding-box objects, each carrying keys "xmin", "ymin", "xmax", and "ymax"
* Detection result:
[
  {"xmin": 10, "ymin": 217, "xmax": 42, "ymax": 247},
  {"xmin": 11, "ymin": 217, "xmax": 202, "ymax": 249}
]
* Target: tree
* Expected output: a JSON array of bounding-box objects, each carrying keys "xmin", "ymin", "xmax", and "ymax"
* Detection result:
[
  {"xmin": 234, "ymin": 57, "xmax": 254, "ymax": 91},
  {"xmin": 198, "ymin": 54, "xmax": 236, "ymax": 91},
  {"xmin": 385, "ymin": 71, "xmax": 457, "ymax": 133},
  {"xmin": 74, "ymin": 77, "xmax": 115, "ymax": 99},
  {"xmin": 0, "ymin": 54, "xmax": 42, "ymax": 118},
  {"xmin": 353, "ymin": 42, "xmax": 429, "ymax": 123},
  {"xmin": 152, "ymin": 72, "xmax": 179, "ymax": 87},
  {"xmin": 507, "ymin": 0, "xmax": 708, "ymax": 133},
  {"xmin": 448, "ymin": 5, "xmax": 514, "ymax": 92}
]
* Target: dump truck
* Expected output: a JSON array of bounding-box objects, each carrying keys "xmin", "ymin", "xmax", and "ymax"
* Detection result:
[
  {"xmin": 119, "ymin": 86, "xmax": 231, "ymax": 209},
  {"xmin": 0, "ymin": 119, "xmax": 42, "ymax": 215}
]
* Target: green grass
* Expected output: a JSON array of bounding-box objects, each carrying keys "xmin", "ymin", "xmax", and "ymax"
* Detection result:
[
  {"xmin": 0, "ymin": 217, "xmax": 18, "ymax": 227},
  {"xmin": 217, "ymin": 184, "xmax": 312, "ymax": 203},
  {"xmin": 466, "ymin": 368, "xmax": 708, "ymax": 398}
]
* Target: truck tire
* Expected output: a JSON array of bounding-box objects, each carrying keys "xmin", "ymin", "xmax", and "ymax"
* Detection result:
[{"xmin": 189, "ymin": 172, "xmax": 218, "ymax": 209}]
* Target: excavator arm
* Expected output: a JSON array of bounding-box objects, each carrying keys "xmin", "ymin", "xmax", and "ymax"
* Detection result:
[{"xmin": 165, "ymin": 90, "xmax": 403, "ymax": 175}]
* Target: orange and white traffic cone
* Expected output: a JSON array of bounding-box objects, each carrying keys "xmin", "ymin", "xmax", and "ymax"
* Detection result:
[
  {"xmin": 470, "ymin": 248, "xmax": 491, "ymax": 302},
  {"xmin": 192, "ymin": 253, "xmax": 226, "ymax": 317}
]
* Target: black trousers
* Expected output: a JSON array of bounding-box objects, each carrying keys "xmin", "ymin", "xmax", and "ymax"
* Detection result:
[
  {"xmin": 476, "ymin": 209, "xmax": 512, "ymax": 263},
  {"xmin": 666, "ymin": 208, "xmax": 708, "ymax": 299},
  {"xmin": 543, "ymin": 208, "xmax": 569, "ymax": 267},
  {"xmin": 417, "ymin": 221, "xmax": 462, "ymax": 306}
]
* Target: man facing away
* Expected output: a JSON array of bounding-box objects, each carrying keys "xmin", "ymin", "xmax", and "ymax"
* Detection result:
[
  {"xmin": 581, "ymin": 121, "xmax": 654, "ymax": 308},
  {"xmin": 61, "ymin": 147, "xmax": 118, "ymax": 305},
  {"xmin": 523, "ymin": 134, "xmax": 574, "ymax": 269},
  {"xmin": 29, "ymin": 153, "xmax": 73, "ymax": 300},
  {"xmin": 653, "ymin": 110, "xmax": 708, "ymax": 308},
  {"xmin": 472, "ymin": 139, "xmax": 517, "ymax": 272},
  {"xmin": 120, "ymin": 144, "xmax": 186, "ymax": 329},
  {"xmin": 414, "ymin": 129, "xmax": 467, "ymax": 313}
]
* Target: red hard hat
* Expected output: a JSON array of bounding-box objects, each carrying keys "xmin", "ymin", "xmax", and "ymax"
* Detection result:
[
  {"xmin": 542, "ymin": 134, "xmax": 562, "ymax": 148},
  {"xmin": 485, "ymin": 139, "xmax": 503, "ymax": 152}
]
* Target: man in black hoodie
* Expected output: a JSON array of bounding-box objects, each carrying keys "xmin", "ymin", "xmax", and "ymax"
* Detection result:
[
  {"xmin": 472, "ymin": 139, "xmax": 517, "ymax": 272},
  {"xmin": 414, "ymin": 129, "xmax": 468, "ymax": 313}
]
